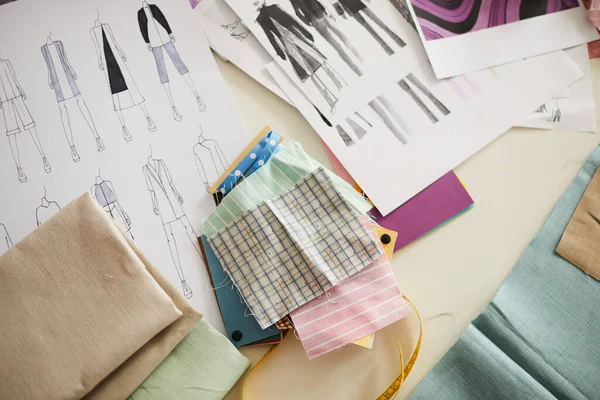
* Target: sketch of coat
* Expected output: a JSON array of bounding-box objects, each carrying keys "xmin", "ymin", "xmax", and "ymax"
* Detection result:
[
  {"xmin": 41, "ymin": 41, "xmax": 80, "ymax": 102},
  {"xmin": 256, "ymin": 4, "xmax": 325, "ymax": 82},
  {"xmin": 92, "ymin": 180, "xmax": 133, "ymax": 235},
  {"xmin": 0, "ymin": 223, "xmax": 12, "ymax": 255},
  {"xmin": 143, "ymin": 159, "xmax": 184, "ymax": 224},
  {"xmin": 91, "ymin": 24, "xmax": 144, "ymax": 111},
  {"xmin": 138, "ymin": 4, "xmax": 172, "ymax": 48}
]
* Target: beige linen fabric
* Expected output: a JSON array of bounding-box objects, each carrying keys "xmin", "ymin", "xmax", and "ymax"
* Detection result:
[
  {"xmin": 0, "ymin": 193, "xmax": 183, "ymax": 400},
  {"xmin": 556, "ymin": 167, "xmax": 600, "ymax": 280}
]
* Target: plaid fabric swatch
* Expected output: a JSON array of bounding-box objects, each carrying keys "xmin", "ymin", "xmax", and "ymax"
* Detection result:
[
  {"xmin": 209, "ymin": 168, "xmax": 382, "ymax": 328},
  {"xmin": 291, "ymin": 217, "xmax": 410, "ymax": 359},
  {"xmin": 275, "ymin": 316, "xmax": 294, "ymax": 330},
  {"xmin": 202, "ymin": 143, "xmax": 372, "ymax": 239}
]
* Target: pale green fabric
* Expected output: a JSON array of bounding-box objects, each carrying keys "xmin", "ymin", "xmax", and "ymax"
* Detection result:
[
  {"xmin": 202, "ymin": 143, "xmax": 371, "ymax": 238},
  {"xmin": 128, "ymin": 320, "xmax": 250, "ymax": 400},
  {"xmin": 411, "ymin": 146, "xmax": 600, "ymax": 400}
]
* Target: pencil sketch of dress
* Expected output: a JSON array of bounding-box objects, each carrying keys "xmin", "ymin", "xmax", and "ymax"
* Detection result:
[
  {"xmin": 0, "ymin": 58, "xmax": 51, "ymax": 183},
  {"xmin": 143, "ymin": 156, "xmax": 201, "ymax": 299},
  {"xmin": 41, "ymin": 36, "xmax": 104, "ymax": 162},
  {"xmin": 91, "ymin": 177, "xmax": 134, "ymax": 239},
  {"xmin": 138, "ymin": 1, "xmax": 206, "ymax": 120},
  {"xmin": 91, "ymin": 16, "xmax": 156, "ymax": 142},
  {"xmin": 256, "ymin": 3, "xmax": 346, "ymax": 114},
  {"xmin": 222, "ymin": 17, "xmax": 251, "ymax": 41},
  {"xmin": 0, "ymin": 223, "xmax": 12, "ymax": 255},
  {"xmin": 336, "ymin": 0, "xmax": 406, "ymax": 55},
  {"xmin": 193, "ymin": 127, "xmax": 228, "ymax": 191}
]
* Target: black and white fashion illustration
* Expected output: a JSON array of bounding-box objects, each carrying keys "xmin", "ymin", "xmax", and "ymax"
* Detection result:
[
  {"xmin": 91, "ymin": 13, "xmax": 156, "ymax": 142},
  {"xmin": 41, "ymin": 34, "xmax": 104, "ymax": 162},
  {"xmin": 0, "ymin": 223, "xmax": 12, "ymax": 255},
  {"xmin": 334, "ymin": 0, "xmax": 405, "ymax": 56},
  {"xmin": 0, "ymin": 58, "xmax": 51, "ymax": 183},
  {"xmin": 138, "ymin": 1, "xmax": 206, "ymax": 121},
  {"xmin": 143, "ymin": 153, "xmax": 201, "ymax": 299},
  {"xmin": 222, "ymin": 17, "xmax": 251, "ymax": 41},
  {"xmin": 398, "ymin": 73, "xmax": 450, "ymax": 124},
  {"xmin": 91, "ymin": 171, "xmax": 134, "ymax": 240},
  {"xmin": 256, "ymin": 2, "xmax": 347, "ymax": 114},
  {"xmin": 36, "ymin": 188, "xmax": 61, "ymax": 227},
  {"xmin": 193, "ymin": 125, "xmax": 228, "ymax": 192}
]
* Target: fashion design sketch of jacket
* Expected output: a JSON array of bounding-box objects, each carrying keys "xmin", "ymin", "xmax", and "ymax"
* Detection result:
[
  {"xmin": 138, "ymin": 1, "xmax": 206, "ymax": 120},
  {"xmin": 0, "ymin": 223, "xmax": 12, "ymax": 255},
  {"xmin": 91, "ymin": 177, "xmax": 134, "ymax": 239},
  {"xmin": 41, "ymin": 37, "xmax": 104, "ymax": 162},
  {"xmin": 256, "ymin": 3, "xmax": 346, "ymax": 114},
  {"xmin": 193, "ymin": 129, "xmax": 228, "ymax": 192},
  {"xmin": 0, "ymin": 58, "xmax": 51, "ymax": 183},
  {"xmin": 91, "ymin": 18, "xmax": 156, "ymax": 142},
  {"xmin": 143, "ymin": 156, "xmax": 202, "ymax": 299}
]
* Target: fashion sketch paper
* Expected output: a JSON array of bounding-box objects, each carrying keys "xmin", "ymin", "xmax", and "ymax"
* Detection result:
[
  {"xmin": 193, "ymin": 0, "xmax": 292, "ymax": 104},
  {"xmin": 268, "ymin": 49, "xmax": 583, "ymax": 215},
  {"xmin": 226, "ymin": 0, "xmax": 431, "ymax": 124},
  {"xmin": 0, "ymin": 0, "xmax": 250, "ymax": 332},
  {"xmin": 518, "ymin": 45, "xmax": 597, "ymax": 133},
  {"xmin": 406, "ymin": 0, "xmax": 600, "ymax": 78}
]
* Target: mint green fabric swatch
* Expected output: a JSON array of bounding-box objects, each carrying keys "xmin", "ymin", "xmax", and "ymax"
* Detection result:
[
  {"xmin": 202, "ymin": 143, "xmax": 371, "ymax": 238},
  {"xmin": 411, "ymin": 146, "xmax": 600, "ymax": 400},
  {"xmin": 128, "ymin": 320, "xmax": 250, "ymax": 400}
]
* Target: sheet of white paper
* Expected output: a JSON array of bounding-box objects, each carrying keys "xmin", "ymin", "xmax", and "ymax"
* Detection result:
[
  {"xmin": 226, "ymin": 0, "xmax": 431, "ymax": 123},
  {"xmin": 0, "ymin": 0, "xmax": 250, "ymax": 333},
  {"xmin": 518, "ymin": 45, "xmax": 597, "ymax": 133},
  {"xmin": 406, "ymin": 0, "xmax": 599, "ymax": 78},
  {"xmin": 268, "ymin": 50, "xmax": 582, "ymax": 216},
  {"xmin": 194, "ymin": 0, "xmax": 292, "ymax": 104}
]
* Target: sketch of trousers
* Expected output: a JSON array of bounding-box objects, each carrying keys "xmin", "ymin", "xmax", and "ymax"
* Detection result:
[
  {"xmin": 398, "ymin": 73, "xmax": 450, "ymax": 123},
  {"xmin": 162, "ymin": 216, "xmax": 200, "ymax": 299},
  {"xmin": 311, "ymin": 16, "xmax": 364, "ymax": 76},
  {"xmin": 153, "ymin": 42, "xmax": 189, "ymax": 84}
]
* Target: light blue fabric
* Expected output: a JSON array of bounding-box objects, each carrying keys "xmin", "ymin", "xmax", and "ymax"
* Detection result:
[{"xmin": 411, "ymin": 146, "xmax": 600, "ymax": 400}]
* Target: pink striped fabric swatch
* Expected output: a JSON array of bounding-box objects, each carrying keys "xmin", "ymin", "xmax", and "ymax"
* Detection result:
[{"xmin": 291, "ymin": 220, "xmax": 410, "ymax": 359}]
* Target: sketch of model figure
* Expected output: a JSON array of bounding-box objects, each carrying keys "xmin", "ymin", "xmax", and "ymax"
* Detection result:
[
  {"xmin": 256, "ymin": 3, "xmax": 347, "ymax": 114},
  {"xmin": 0, "ymin": 58, "xmax": 51, "ymax": 183},
  {"xmin": 42, "ymin": 34, "xmax": 104, "ymax": 163},
  {"xmin": 0, "ymin": 223, "xmax": 13, "ymax": 254},
  {"xmin": 36, "ymin": 187, "xmax": 61, "ymax": 227},
  {"xmin": 138, "ymin": 1, "xmax": 206, "ymax": 121},
  {"xmin": 193, "ymin": 125, "xmax": 228, "ymax": 192},
  {"xmin": 334, "ymin": 0, "xmax": 406, "ymax": 55},
  {"xmin": 289, "ymin": 0, "xmax": 411, "ymax": 143},
  {"xmin": 91, "ymin": 170, "xmax": 134, "ymax": 239},
  {"xmin": 398, "ymin": 73, "xmax": 450, "ymax": 123},
  {"xmin": 143, "ymin": 153, "xmax": 201, "ymax": 299},
  {"xmin": 91, "ymin": 13, "xmax": 156, "ymax": 142},
  {"xmin": 222, "ymin": 17, "xmax": 251, "ymax": 41}
]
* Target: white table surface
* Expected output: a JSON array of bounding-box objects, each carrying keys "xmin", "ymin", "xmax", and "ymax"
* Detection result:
[{"xmin": 217, "ymin": 55, "xmax": 600, "ymax": 400}]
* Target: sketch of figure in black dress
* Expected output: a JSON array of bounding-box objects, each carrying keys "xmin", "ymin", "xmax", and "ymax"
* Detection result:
[
  {"xmin": 36, "ymin": 187, "xmax": 61, "ymax": 227},
  {"xmin": 143, "ymin": 152, "xmax": 201, "ymax": 299},
  {"xmin": 0, "ymin": 57, "xmax": 51, "ymax": 183},
  {"xmin": 398, "ymin": 73, "xmax": 450, "ymax": 124},
  {"xmin": 138, "ymin": 1, "xmax": 206, "ymax": 121},
  {"xmin": 91, "ymin": 13, "xmax": 156, "ymax": 142},
  {"xmin": 0, "ymin": 223, "xmax": 12, "ymax": 255},
  {"xmin": 193, "ymin": 125, "xmax": 228, "ymax": 192},
  {"xmin": 256, "ymin": 2, "xmax": 346, "ymax": 114},
  {"xmin": 42, "ymin": 34, "xmax": 104, "ymax": 162},
  {"xmin": 222, "ymin": 17, "xmax": 251, "ymax": 41},
  {"xmin": 334, "ymin": 0, "xmax": 405, "ymax": 55},
  {"xmin": 91, "ymin": 170, "xmax": 134, "ymax": 239}
]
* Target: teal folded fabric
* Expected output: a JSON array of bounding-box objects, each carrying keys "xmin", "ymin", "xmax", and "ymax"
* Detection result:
[
  {"xmin": 411, "ymin": 146, "xmax": 600, "ymax": 400},
  {"xmin": 128, "ymin": 320, "xmax": 250, "ymax": 400}
]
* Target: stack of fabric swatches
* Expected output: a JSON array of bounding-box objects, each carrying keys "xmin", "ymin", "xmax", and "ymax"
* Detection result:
[{"xmin": 0, "ymin": 193, "xmax": 249, "ymax": 400}]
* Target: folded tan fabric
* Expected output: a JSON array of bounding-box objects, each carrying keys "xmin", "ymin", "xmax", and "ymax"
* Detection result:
[
  {"xmin": 86, "ymin": 217, "xmax": 202, "ymax": 399},
  {"xmin": 0, "ymin": 193, "xmax": 183, "ymax": 400},
  {"xmin": 557, "ymin": 167, "xmax": 600, "ymax": 280}
]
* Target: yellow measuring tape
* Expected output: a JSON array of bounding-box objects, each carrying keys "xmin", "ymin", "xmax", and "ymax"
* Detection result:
[{"xmin": 242, "ymin": 295, "xmax": 423, "ymax": 400}]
